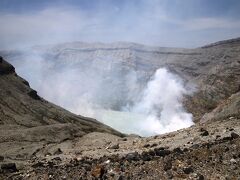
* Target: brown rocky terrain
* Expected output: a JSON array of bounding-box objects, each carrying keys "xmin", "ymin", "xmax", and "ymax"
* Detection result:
[{"xmin": 0, "ymin": 38, "xmax": 240, "ymax": 179}]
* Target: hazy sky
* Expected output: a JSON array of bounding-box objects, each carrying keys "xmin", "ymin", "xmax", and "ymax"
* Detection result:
[{"xmin": 0, "ymin": 0, "xmax": 240, "ymax": 49}]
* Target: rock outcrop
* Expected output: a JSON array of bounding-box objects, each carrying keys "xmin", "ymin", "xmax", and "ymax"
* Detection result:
[{"xmin": 0, "ymin": 57, "xmax": 123, "ymax": 167}]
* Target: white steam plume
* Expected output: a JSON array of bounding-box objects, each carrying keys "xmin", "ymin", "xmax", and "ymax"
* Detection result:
[
  {"xmin": 130, "ymin": 68, "xmax": 193, "ymax": 136},
  {"xmin": 7, "ymin": 51, "xmax": 193, "ymax": 137}
]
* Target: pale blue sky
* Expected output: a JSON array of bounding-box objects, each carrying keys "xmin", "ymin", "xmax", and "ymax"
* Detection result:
[{"xmin": 0, "ymin": 0, "xmax": 240, "ymax": 49}]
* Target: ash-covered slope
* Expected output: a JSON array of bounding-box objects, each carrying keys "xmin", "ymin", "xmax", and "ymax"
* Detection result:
[{"xmin": 0, "ymin": 56, "xmax": 123, "ymax": 162}]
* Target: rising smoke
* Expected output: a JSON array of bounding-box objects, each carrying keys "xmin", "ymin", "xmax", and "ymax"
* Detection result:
[
  {"xmin": 0, "ymin": 1, "xmax": 198, "ymax": 136},
  {"xmin": 129, "ymin": 68, "xmax": 193, "ymax": 136},
  {"xmin": 9, "ymin": 49, "xmax": 193, "ymax": 136}
]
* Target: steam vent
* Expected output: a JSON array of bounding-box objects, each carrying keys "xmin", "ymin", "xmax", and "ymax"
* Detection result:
[{"xmin": 0, "ymin": 0, "xmax": 240, "ymax": 179}]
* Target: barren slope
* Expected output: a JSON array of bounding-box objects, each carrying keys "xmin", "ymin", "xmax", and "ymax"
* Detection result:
[{"xmin": 0, "ymin": 56, "xmax": 123, "ymax": 166}]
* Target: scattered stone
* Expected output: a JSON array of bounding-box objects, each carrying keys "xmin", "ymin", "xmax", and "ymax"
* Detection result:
[
  {"xmin": 200, "ymin": 128, "xmax": 209, "ymax": 136},
  {"xmin": 104, "ymin": 160, "xmax": 110, "ymax": 164},
  {"xmin": 198, "ymin": 174, "xmax": 205, "ymax": 180},
  {"xmin": 163, "ymin": 161, "xmax": 172, "ymax": 171},
  {"xmin": 148, "ymin": 150, "xmax": 155, "ymax": 156},
  {"xmin": 230, "ymin": 132, "xmax": 239, "ymax": 139},
  {"xmin": 32, "ymin": 161, "xmax": 44, "ymax": 168},
  {"xmin": 0, "ymin": 59, "xmax": 15, "ymax": 75},
  {"xmin": 183, "ymin": 166, "xmax": 194, "ymax": 174},
  {"xmin": 191, "ymin": 144, "xmax": 200, "ymax": 149},
  {"xmin": 166, "ymin": 170, "xmax": 173, "ymax": 179},
  {"xmin": 47, "ymin": 161, "xmax": 55, "ymax": 168},
  {"xmin": 117, "ymin": 175, "xmax": 124, "ymax": 180},
  {"xmin": 0, "ymin": 155, "xmax": 4, "ymax": 161},
  {"xmin": 126, "ymin": 152, "xmax": 139, "ymax": 161},
  {"xmin": 141, "ymin": 151, "xmax": 151, "ymax": 161},
  {"xmin": 222, "ymin": 136, "xmax": 232, "ymax": 141},
  {"xmin": 150, "ymin": 143, "xmax": 158, "ymax": 147},
  {"xmin": 52, "ymin": 157, "xmax": 62, "ymax": 161},
  {"xmin": 54, "ymin": 148, "xmax": 63, "ymax": 155},
  {"xmin": 91, "ymin": 165, "xmax": 105, "ymax": 178},
  {"xmin": 1, "ymin": 163, "xmax": 17, "ymax": 172},
  {"xmin": 109, "ymin": 144, "xmax": 119, "ymax": 149},
  {"xmin": 230, "ymin": 158, "xmax": 237, "ymax": 164},
  {"xmin": 143, "ymin": 144, "xmax": 150, "ymax": 148},
  {"xmin": 22, "ymin": 79, "xmax": 30, "ymax": 87},
  {"xmin": 154, "ymin": 148, "xmax": 171, "ymax": 157},
  {"xmin": 173, "ymin": 147, "xmax": 183, "ymax": 154},
  {"xmin": 27, "ymin": 90, "xmax": 41, "ymax": 100}
]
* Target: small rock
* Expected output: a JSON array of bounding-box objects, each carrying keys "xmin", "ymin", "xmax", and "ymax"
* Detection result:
[
  {"xmin": 0, "ymin": 155, "xmax": 4, "ymax": 161},
  {"xmin": 54, "ymin": 148, "xmax": 63, "ymax": 155},
  {"xmin": 166, "ymin": 170, "xmax": 173, "ymax": 179},
  {"xmin": 163, "ymin": 161, "xmax": 172, "ymax": 171},
  {"xmin": 52, "ymin": 157, "xmax": 62, "ymax": 161},
  {"xmin": 193, "ymin": 173, "xmax": 204, "ymax": 180},
  {"xmin": 83, "ymin": 164, "xmax": 91, "ymax": 171},
  {"xmin": 183, "ymin": 166, "xmax": 194, "ymax": 174},
  {"xmin": 200, "ymin": 129, "xmax": 209, "ymax": 136},
  {"xmin": 222, "ymin": 136, "xmax": 232, "ymax": 141},
  {"xmin": 150, "ymin": 143, "xmax": 158, "ymax": 147},
  {"xmin": 28, "ymin": 90, "xmax": 41, "ymax": 100},
  {"xmin": 47, "ymin": 161, "xmax": 54, "ymax": 167},
  {"xmin": 143, "ymin": 144, "xmax": 150, "ymax": 148},
  {"xmin": 91, "ymin": 165, "xmax": 105, "ymax": 178},
  {"xmin": 1, "ymin": 163, "xmax": 17, "ymax": 172},
  {"xmin": 154, "ymin": 148, "xmax": 171, "ymax": 157},
  {"xmin": 231, "ymin": 132, "xmax": 239, "ymax": 139},
  {"xmin": 32, "ymin": 161, "xmax": 45, "ymax": 168},
  {"xmin": 109, "ymin": 144, "xmax": 119, "ymax": 149},
  {"xmin": 141, "ymin": 151, "xmax": 151, "ymax": 161},
  {"xmin": 0, "ymin": 59, "xmax": 15, "ymax": 75},
  {"xmin": 198, "ymin": 174, "xmax": 204, "ymax": 180},
  {"xmin": 148, "ymin": 150, "xmax": 155, "ymax": 156},
  {"xmin": 191, "ymin": 144, "xmax": 200, "ymax": 149},
  {"xmin": 126, "ymin": 152, "xmax": 139, "ymax": 161},
  {"xmin": 173, "ymin": 147, "xmax": 183, "ymax": 154},
  {"xmin": 230, "ymin": 158, "xmax": 237, "ymax": 164},
  {"xmin": 117, "ymin": 175, "xmax": 124, "ymax": 180},
  {"xmin": 61, "ymin": 175, "xmax": 67, "ymax": 180},
  {"xmin": 104, "ymin": 160, "xmax": 110, "ymax": 164}
]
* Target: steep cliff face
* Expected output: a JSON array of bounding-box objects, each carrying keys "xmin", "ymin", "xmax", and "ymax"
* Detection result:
[
  {"xmin": 3, "ymin": 39, "xmax": 240, "ymax": 123},
  {"xmin": 0, "ymin": 56, "xmax": 123, "ymax": 162}
]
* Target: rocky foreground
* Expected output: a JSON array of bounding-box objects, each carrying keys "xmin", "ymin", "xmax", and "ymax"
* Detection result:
[
  {"xmin": 0, "ymin": 38, "xmax": 240, "ymax": 179},
  {"xmin": 1, "ymin": 118, "xmax": 239, "ymax": 179}
]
